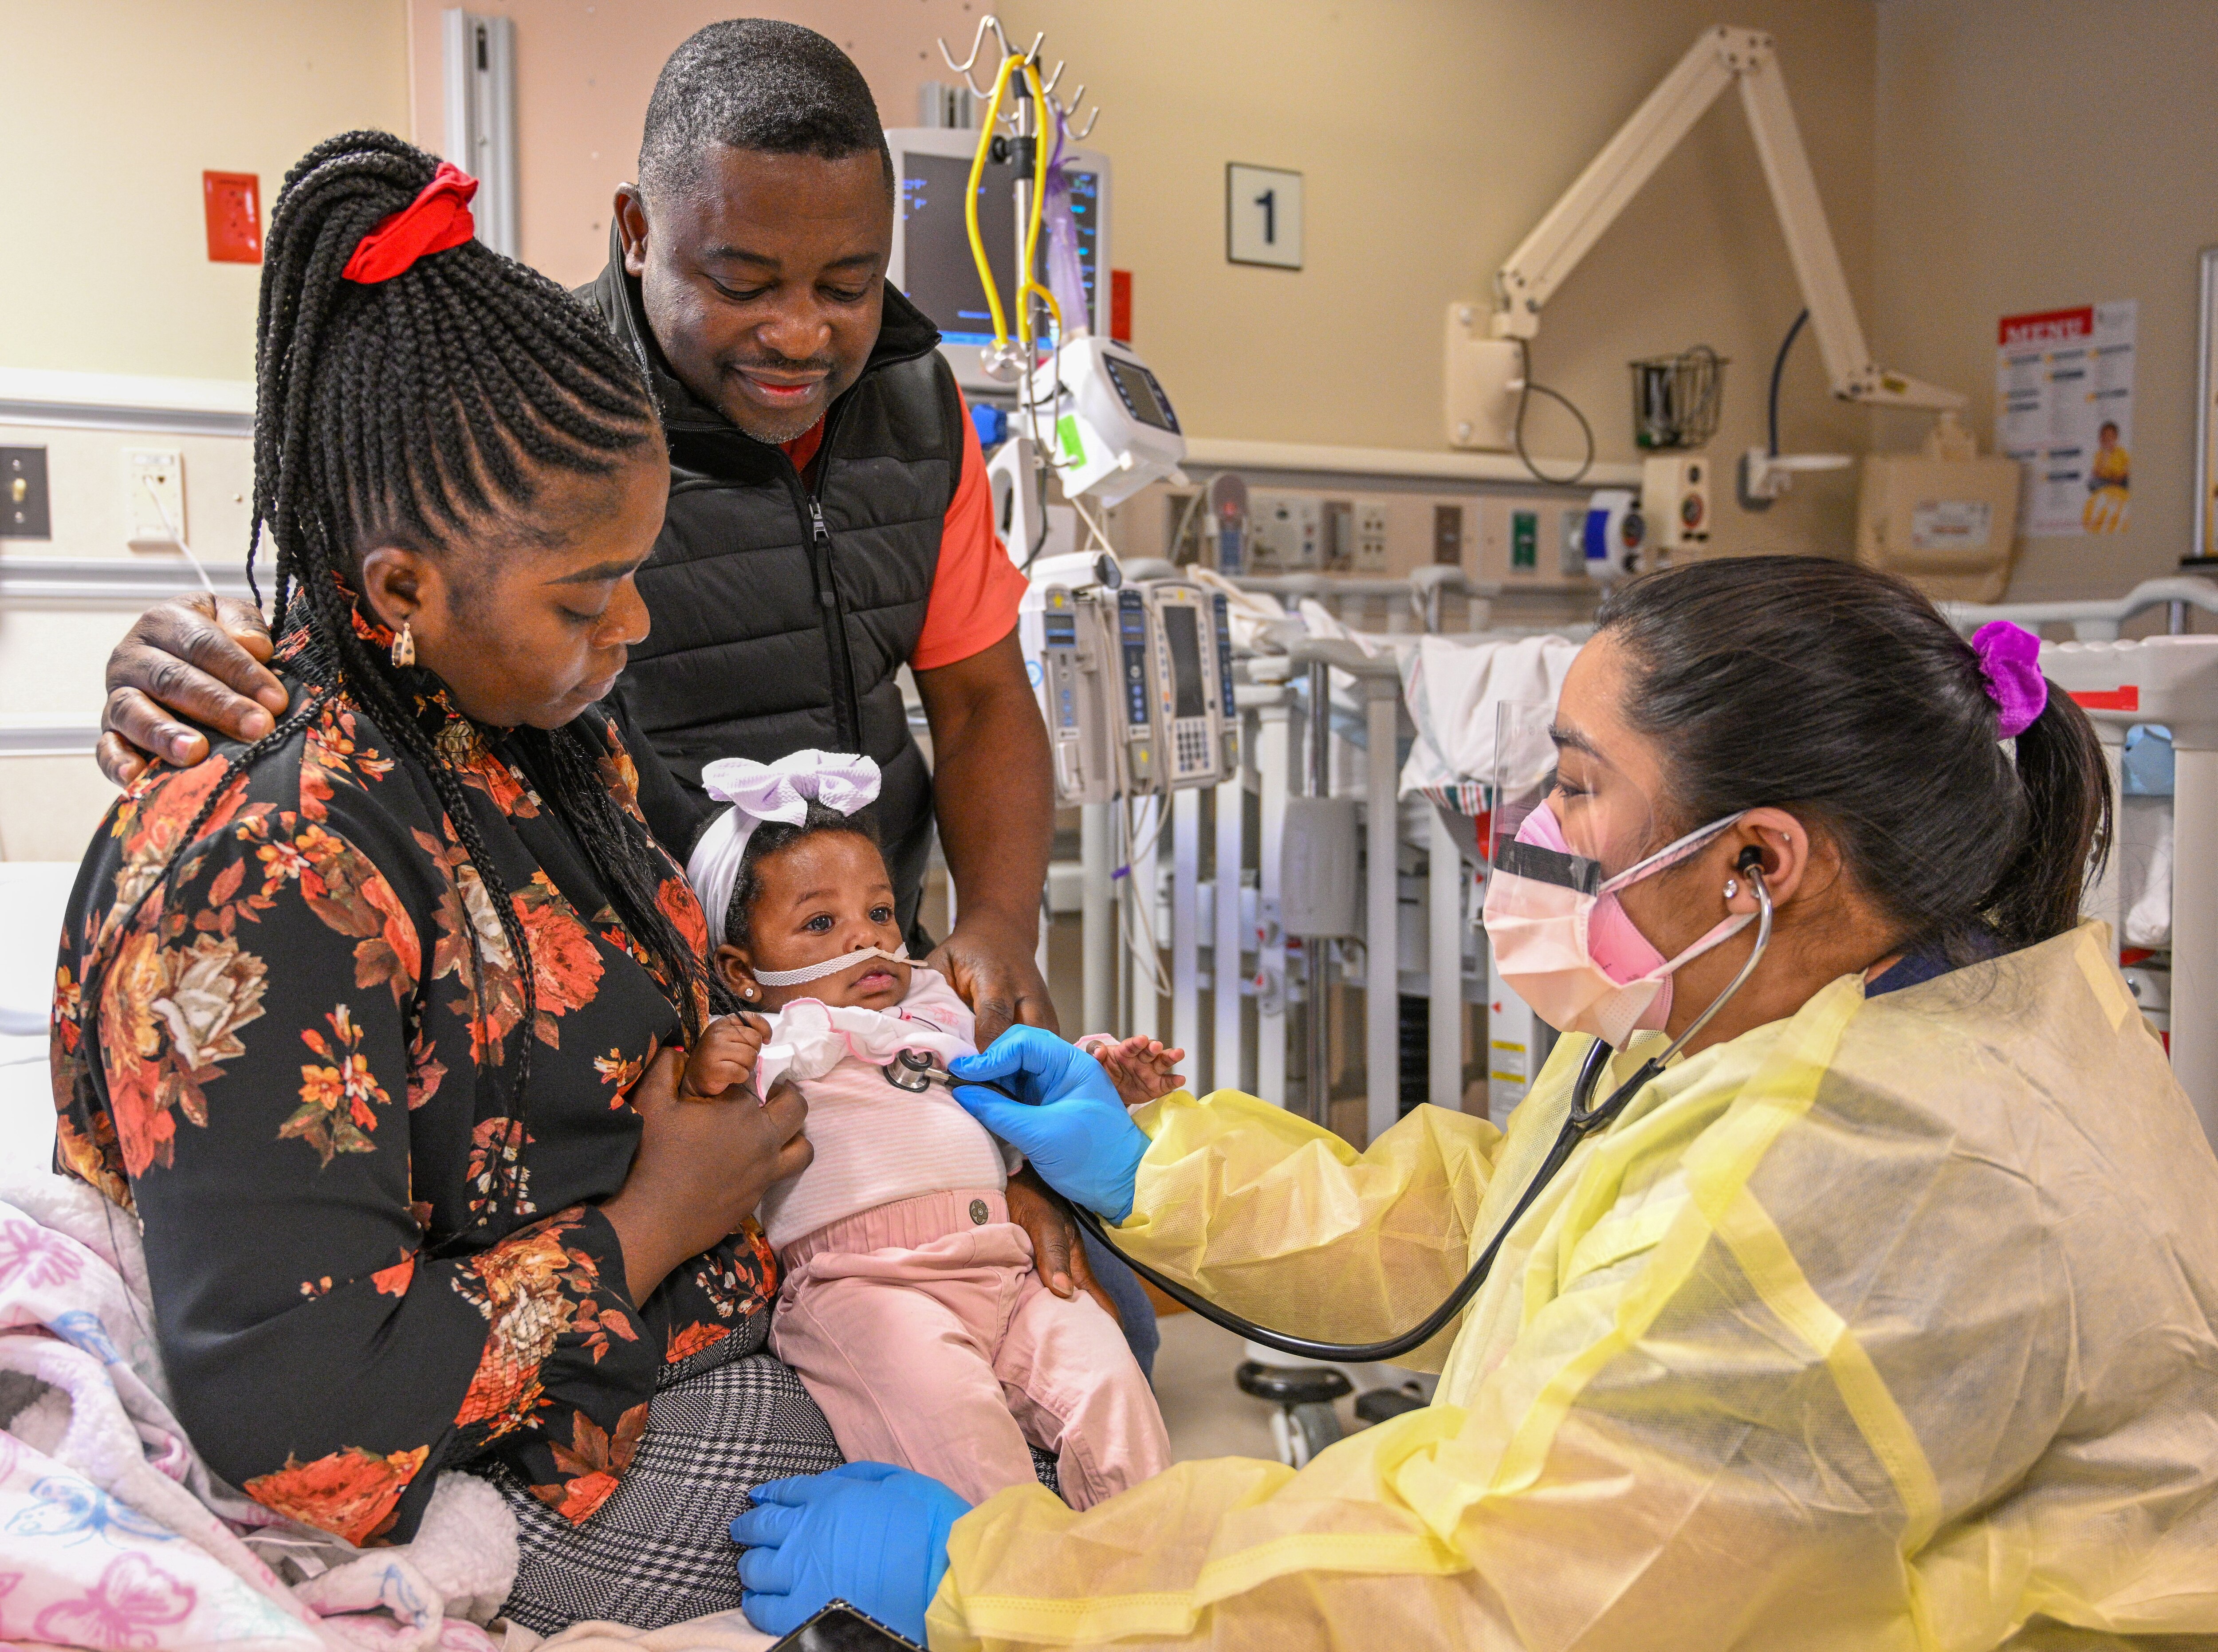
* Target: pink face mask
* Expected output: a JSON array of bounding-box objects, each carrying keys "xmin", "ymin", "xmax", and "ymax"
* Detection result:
[{"xmin": 1480, "ymin": 799, "xmax": 1751, "ymax": 1048}]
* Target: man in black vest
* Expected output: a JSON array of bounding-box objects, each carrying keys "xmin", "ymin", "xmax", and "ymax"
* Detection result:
[{"xmin": 97, "ymin": 23, "xmax": 1056, "ymax": 1045}]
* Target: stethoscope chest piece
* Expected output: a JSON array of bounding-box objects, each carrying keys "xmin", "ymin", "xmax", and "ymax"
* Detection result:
[{"xmin": 883, "ymin": 1049, "xmax": 941, "ymax": 1093}]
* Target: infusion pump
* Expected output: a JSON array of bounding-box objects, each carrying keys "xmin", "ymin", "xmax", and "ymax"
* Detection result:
[
  {"xmin": 1019, "ymin": 573, "xmax": 1238, "ymax": 806},
  {"xmin": 1137, "ymin": 582, "xmax": 1239, "ymax": 788}
]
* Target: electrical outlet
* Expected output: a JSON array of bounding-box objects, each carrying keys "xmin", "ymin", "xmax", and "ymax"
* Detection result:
[
  {"xmin": 1354, "ymin": 502, "xmax": 1389, "ymax": 571},
  {"xmin": 126, "ymin": 449, "xmax": 185, "ymax": 550},
  {"xmin": 1432, "ymin": 503, "xmax": 1465, "ymax": 567},
  {"xmin": 1321, "ymin": 500, "xmax": 1353, "ymax": 570},
  {"xmin": 2, "ymin": 448, "xmax": 51, "ymax": 539},
  {"xmin": 1560, "ymin": 507, "xmax": 1588, "ymax": 577},
  {"xmin": 1250, "ymin": 492, "xmax": 1321, "ymax": 570}
]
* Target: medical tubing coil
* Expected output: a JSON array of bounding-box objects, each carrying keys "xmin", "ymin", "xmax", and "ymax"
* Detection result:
[{"xmin": 1054, "ymin": 852, "xmax": 1773, "ymax": 1362}]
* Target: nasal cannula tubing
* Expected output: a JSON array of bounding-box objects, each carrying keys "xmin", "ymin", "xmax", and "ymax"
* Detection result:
[{"xmin": 1029, "ymin": 850, "xmax": 1775, "ymax": 1364}]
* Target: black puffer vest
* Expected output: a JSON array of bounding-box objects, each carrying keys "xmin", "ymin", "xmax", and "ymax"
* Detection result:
[{"xmin": 581, "ymin": 248, "xmax": 963, "ymax": 936}]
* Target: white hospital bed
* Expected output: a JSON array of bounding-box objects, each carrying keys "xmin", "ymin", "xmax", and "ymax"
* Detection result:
[{"xmin": 0, "ymin": 862, "xmax": 71, "ymax": 1179}]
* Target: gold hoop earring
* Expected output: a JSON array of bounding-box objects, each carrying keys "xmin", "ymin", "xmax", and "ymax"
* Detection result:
[{"xmin": 390, "ymin": 619, "xmax": 416, "ymax": 669}]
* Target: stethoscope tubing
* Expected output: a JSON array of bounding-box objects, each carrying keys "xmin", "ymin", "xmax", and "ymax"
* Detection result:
[{"xmin": 1037, "ymin": 854, "xmax": 1775, "ymax": 1365}]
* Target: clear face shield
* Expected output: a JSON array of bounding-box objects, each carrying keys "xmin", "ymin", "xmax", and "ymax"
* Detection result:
[{"xmin": 1483, "ymin": 700, "xmax": 1756, "ymax": 1048}]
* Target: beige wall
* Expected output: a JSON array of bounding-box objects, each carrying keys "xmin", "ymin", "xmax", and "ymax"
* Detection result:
[
  {"xmin": 989, "ymin": 0, "xmax": 1880, "ymax": 558},
  {"xmin": 403, "ymin": 0, "xmax": 989, "ymax": 284},
  {"xmin": 1874, "ymin": 0, "xmax": 2218, "ymax": 601},
  {"xmin": 409, "ymin": 0, "xmax": 1879, "ymax": 558},
  {"xmin": 0, "ymin": 1, "xmax": 409, "ymax": 381}
]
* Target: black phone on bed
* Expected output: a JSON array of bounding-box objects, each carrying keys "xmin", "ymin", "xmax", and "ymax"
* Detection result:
[{"xmin": 767, "ymin": 1600, "xmax": 926, "ymax": 1652}]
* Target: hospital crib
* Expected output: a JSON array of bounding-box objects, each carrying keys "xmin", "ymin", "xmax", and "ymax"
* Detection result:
[{"xmin": 1944, "ymin": 575, "xmax": 2218, "ymax": 1145}]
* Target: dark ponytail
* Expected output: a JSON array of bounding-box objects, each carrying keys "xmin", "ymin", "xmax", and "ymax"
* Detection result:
[
  {"xmin": 1984, "ymin": 684, "xmax": 2113, "ymax": 946},
  {"xmin": 1596, "ymin": 556, "xmax": 2112, "ymax": 961}
]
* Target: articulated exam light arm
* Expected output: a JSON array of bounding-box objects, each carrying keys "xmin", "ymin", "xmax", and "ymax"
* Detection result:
[{"xmin": 1488, "ymin": 25, "xmax": 1962, "ymax": 413}]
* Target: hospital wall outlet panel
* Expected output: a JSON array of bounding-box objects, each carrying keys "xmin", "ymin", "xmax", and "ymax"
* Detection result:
[
  {"xmin": 125, "ymin": 449, "xmax": 184, "ymax": 550},
  {"xmin": 1353, "ymin": 502, "xmax": 1391, "ymax": 571},
  {"xmin": 1, "ymin": 448, "xmax": 49, "ymax": 539},
  {"xmin": 1214, "ymin": 488, "xmax": 1482, "ymax": 579},
  {"xmin": 1249, "ymin": 493, "xmax": 1323, "ymax": 570},
  {"xmin": 1475, "ymin": 495, "xmax": 1601, "ymax": 592},
  {"xmin": 1640, "ymin": 455, "xmax": 1711, "ymax": 555}
]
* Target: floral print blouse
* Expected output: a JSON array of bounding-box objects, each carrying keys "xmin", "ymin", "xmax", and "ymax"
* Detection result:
[{"xmin": 50, "ymin": 670, "xmax": 776, "ymax": 1547}]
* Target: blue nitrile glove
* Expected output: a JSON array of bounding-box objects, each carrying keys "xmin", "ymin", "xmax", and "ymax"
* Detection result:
[
  {"xmin": 730, "ymin": 1462, "xmax": 969, "ymax": 1642},
  {"xmin": 949, "ymin": 1026, "xmax": 1150, "ymax": 1222}
]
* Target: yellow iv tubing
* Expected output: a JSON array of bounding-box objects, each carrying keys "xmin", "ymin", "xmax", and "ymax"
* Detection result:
[{"xmin": 962, "ymin": 52, "xmax": 1052, "ymax": 357}]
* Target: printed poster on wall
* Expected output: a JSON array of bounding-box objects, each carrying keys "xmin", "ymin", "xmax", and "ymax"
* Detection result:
[{"xmin": 1996, "ymin": 300, "xmax": 2136, "ymax": 537}]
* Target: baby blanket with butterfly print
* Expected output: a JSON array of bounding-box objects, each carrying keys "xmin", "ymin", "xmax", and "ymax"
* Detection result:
[{"xmin": 0, "ymin": 1175, "xmax": 510, "ymax": 1652}]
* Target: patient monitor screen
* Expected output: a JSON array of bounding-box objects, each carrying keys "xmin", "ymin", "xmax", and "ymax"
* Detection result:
[
  {"xmin": 899, "ymin": 153, "xmax": 1099, "ymax": 345},
  {"xmin": 1163, "ymin": 606, "xmax": 1207, "ymax": 720},
  {"xmin": 1105, "ymin": 355, "xmax": 1175, "ymax": 431}
]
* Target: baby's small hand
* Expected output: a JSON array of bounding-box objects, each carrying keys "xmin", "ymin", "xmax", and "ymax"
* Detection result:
[
  {"xmin": 1082, "ymin": 1034, "xmax": 1187, "ymax": 1109},
  {"xmin": 678, "ymin": 1013, "xmax": 765, "ymax": 1103}
]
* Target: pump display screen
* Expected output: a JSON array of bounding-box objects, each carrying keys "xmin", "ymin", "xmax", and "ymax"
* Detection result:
[
  {"xmin": 1105, "ymin": 355, "xmax": 1176, "ymax": 432},
  {"xmin": 1163, "ymin": 606, "xmax": 1207, "ymax": 719},
  {"xmin": 898, "ymin": 153, "xmax": 1098, "ymax": 346}
]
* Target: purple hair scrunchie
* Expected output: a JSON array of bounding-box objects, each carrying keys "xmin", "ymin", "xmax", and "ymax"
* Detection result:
[{"xmin": 1970, "ymin": 621, "xmax": 2048, "ymax": 739}]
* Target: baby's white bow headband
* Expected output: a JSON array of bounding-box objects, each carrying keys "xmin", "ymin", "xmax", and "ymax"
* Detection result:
[{"xmin": 685, "ymin": 750, "xmax": 882, "ymax": 950}]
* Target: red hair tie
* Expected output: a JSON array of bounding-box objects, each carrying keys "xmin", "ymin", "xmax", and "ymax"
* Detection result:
[{"xmin": 342, "ymin": 161, "xmax": 480, "ymax": 283}]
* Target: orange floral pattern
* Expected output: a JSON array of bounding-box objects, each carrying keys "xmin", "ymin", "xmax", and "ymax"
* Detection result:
[
  {"xmin": 246, "ymin": 1446, "xmax": 430, "ymax": 1547},
  {"xmin": 54, "ymin": 668, "xmax": 772, "ymax": 1544},
  {"xmin": 286, "ymin": 1005, "xmax": 389, "ymax": 1164}
]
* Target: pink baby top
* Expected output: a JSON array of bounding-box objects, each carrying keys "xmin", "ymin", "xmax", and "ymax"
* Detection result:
[{"xmin": 751, "ymin": 966, "xmax": 1019, "ymax": 1250}]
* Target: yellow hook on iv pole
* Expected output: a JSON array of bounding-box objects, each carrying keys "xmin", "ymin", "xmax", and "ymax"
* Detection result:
[{"xmin": 963, "ymin": 51, "xmax": 1052, "ymax": 361}]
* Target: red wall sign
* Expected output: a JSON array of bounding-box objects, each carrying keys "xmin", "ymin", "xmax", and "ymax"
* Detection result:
[
  {"xmin": 1997, "ymin": 306, "xmax": 2092, "ymax": 350},
  {"xmin": 203, "ymin": 171, "xmax": 263, "ymax": 264}
]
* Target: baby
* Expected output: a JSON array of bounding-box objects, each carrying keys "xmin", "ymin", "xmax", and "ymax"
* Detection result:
[{"xmin": 679, "ymin": 751, "xmax": 1178, "ymax": 1509}]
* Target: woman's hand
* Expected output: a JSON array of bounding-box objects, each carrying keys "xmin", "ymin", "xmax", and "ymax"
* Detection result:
[
  {"xmin": 732, "ymin": 1463, "xmax": 968, "ymax": 1642},
  {"xmin": 949, "ymin": 1028, "xmax": 1151, "ymax": 1222},
  {"xmin": 600, "ymin": 1046, "xmax": 811, "ymax": 1303}
]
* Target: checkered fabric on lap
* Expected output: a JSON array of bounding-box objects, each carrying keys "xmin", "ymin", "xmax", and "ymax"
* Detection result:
[{"xmin": 484, "ymin": 1315, "xmax": 1059, "ymax": 1634}]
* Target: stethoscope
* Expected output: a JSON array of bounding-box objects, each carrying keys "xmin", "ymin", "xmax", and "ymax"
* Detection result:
[{"xmin": 888, "ymin": 848, "xmax": 1774, "ymax": 1364}]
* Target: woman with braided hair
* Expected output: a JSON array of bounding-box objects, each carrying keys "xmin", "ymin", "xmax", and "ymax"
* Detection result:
[{"xmin": 50, "ymin": 132, "xmax": 834, "ymax": 1630}]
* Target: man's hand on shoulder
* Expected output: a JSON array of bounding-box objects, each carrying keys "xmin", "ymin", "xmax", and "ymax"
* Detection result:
[
  {"xmin": 928, "ymin": 913, "xmax": 1058, "ymax": 1046},
  {"xmin": 99, "ymin": 595, "xmax": 288, "ymax": 787}
]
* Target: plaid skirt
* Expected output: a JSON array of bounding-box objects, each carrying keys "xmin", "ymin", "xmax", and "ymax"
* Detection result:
[{"xmin": 484, "ymin": 1310, "xmax": 1058, "ymax": 1634}]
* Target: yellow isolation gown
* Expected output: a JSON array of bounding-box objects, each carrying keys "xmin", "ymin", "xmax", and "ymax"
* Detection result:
[{"xmin": 928, "ymin": 923, "xmax": 2218, "ymax": 1649}]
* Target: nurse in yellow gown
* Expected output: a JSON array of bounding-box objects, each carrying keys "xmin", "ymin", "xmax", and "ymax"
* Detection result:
[{"xmin": 733, "ymin": 557, "xmax": 2218, "ymax": 1651}]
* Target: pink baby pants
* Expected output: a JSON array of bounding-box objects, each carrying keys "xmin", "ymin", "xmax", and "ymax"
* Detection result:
[{"xmin": 770, "ymin": 1188, "xmax": 1171, "ymax": 1509}]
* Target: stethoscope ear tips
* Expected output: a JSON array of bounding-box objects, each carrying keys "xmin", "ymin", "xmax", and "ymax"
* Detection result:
[{"xmin": 1736, "ymin": 845, "xmax": 1766, "ymax": 877}]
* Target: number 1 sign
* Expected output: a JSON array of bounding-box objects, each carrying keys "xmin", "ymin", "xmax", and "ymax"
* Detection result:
[{"xmin": 1227, "ymin": 164, "xmax": 1303, "ymax": 269}]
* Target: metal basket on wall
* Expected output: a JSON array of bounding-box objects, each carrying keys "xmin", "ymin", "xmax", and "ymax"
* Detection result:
[{"xmin": 1629, "ymin": 346, "xmax": 1726, "ymax": 450}]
